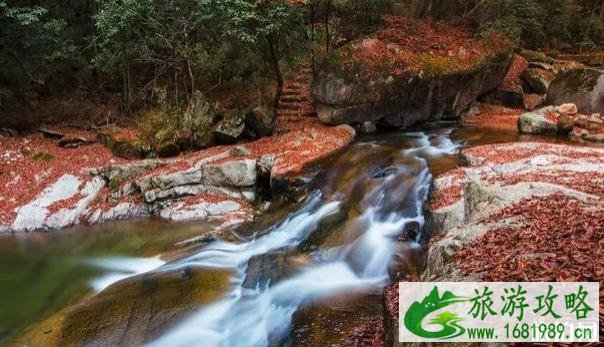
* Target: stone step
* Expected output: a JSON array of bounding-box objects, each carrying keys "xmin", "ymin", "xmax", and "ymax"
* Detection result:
[
  {"xmin": 277, "ymin": 110, "xmax": 301, "ymax": 116},
  {"xmin": 280, "ymin": 95, "xmax": 307, "ymax": 103},
  {"xmin": 283, "ymin": 82, "xmax": 306, "ymax": 89},
  {"xmin": 281, "ymin": 89, "xmax": 304, "ymax": 98},
  {"xmin": 289, "ymin": 75, "xmax": 308, "ymax": 83},
  {"xmin": 278, "ymin": 102, "xmax": 302, "ymax": 110}
]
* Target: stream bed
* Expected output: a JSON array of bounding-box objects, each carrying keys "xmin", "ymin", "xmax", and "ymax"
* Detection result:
[{"xmin": 1, "ymin": 125, "xmax": 567, "ymax": 346}]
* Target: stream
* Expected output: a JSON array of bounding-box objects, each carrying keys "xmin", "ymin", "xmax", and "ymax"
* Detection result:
[
  {"xmin": 2, "ymin": 125, "xmax": 563, "ymax": 345},
  {"xmin": 148, "ymin": 128, "xmax": 460, "ymax": 346}
]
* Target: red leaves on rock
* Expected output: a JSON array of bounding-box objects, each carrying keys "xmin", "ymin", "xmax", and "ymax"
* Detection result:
[
  {"xmin": 453, "ymin": 193, "xmax": 604, "ymax": 332},
  {"xmin": 501, "ymin": 54, "xmax": 529, "ymax": 91},
  {"xmin": 344, "ymin": 316, "xmax": 384, "ymax": 347},
  {"xmin": 341, "ymin": 16, "xmax": 510, "ymax": 77},
  {"xmin": 461, "ymin": 104, "xmax": 524, "ymax": 131},
  {"xmin": 0, "ymin": 134, "xmax": 124, "ymax": 225},
  {"xmin": 465, "ymin": 143, "xmax": 603, "ymax": 165}
]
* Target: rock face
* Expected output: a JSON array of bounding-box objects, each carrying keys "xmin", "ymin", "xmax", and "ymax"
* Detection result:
[
  {"xmin": 547, "ymin": 68, "xmax": 604, "ymax": 114},
  {"xmin": 311, "ymin": 17, "xmax": 513, "ymax": 128},
  {"xmin": 480, "ymin": 54, "xmax": 528, "ymax": 108},
  {"xmin": 313, "ymin": 50, "xmax": 511, "ymax": 128},
  {"xmin": 11, "ymin": 175, "xmax": 106, "ymax": 232},
  {"xmin": 425, "ymin": 142, "xmax": 604, "ymax": 281}
]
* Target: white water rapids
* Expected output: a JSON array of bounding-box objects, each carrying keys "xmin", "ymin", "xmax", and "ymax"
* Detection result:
[{"xmin": 87, "ymin": 129, "xmax": 460, "ymax": 347}]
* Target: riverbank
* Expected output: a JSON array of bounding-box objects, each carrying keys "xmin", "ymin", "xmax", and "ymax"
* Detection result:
[{"xmin": 0, "ymin": 123, "xmax": 355, "ymax": 232}]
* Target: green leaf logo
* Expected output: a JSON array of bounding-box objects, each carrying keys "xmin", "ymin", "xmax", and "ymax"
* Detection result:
[{"xmin": 404, "ymin": 286, "xmax": 468, "ymax": 339}]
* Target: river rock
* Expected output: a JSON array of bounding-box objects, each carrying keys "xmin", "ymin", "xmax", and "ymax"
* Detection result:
[
  {"xmin": 557, "ymin": 115, "xmax": 575, "ymax": 135},
  {"xmin": 290, "ymin": 294, "xmax": 384, "ymax": 346},
  {"xmin": 518, "ymin": 112, "xmax": 557, "ymax": 134},
  {"xmin": 93, "ymin": 160, "xmax": 165, "ymax": 187},
  {"xmin": 481, "ymin": 84, "xmax": 524, "ymax": 108},
  {"xmin": 245, "ymin": 105, "xmax": 275, "ymax": 139},
  {"xmin": 213, "ymin": 113, "xmax": 245, "ymax": 144},
  {"xmin": 523, "ymin": 93, "xmax": 545, "ymax": 111},
  {"xmin": 11, "ymin": 175, "xmax": 106, "ymax": 232},
  {"xmin": 86, "ymin": 202, "xmax": 150, "ymax": 224},
  {"xmin": 242, "ymin": 251, "xmax": 310, "ymax": 290},
  {"xmin": 157, "ymin": 199, "xmax": 243, "ymax": 221},
  {"xmin": 138, "ymin": 159, "xmax": 257, "ymax": 193},
  {"xmin": 312, "ymin": 38, "xmax": 512, "ymax": 128},
  {"xmin": 521, "ymin": 68, "xmax": 554, "ymax": 94},
  {"xmin": 201, "ymin": 159, "xmax": 257, "ymax": 187},
  {"xmin": 556, "ymin": 103, "xmax": 578, "ymax": 115},
  {"xmin": 547, "ymin": 68, "xmax": 604, "ymax": 114},
  {"xmin": 24, "ymin": 268, "xmax": 232, "ymax": 346}
]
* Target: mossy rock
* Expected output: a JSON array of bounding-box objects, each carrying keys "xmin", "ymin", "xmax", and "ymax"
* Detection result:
[
  {"xmin": 313, "ymin": 49, "xmax": 512, "ymax": 128},
  {"xmin": 245, "ymin": 105, "xmax": 275, "ymax": 139},
  {"xmin": 547, "ymin": 68, "xmax": 604, "ymax": 114},
  {"xmin": 522, "ymin": 68, "xmax": 555, "ymax": 94},
  {"xmin": 97, "ymin": 132, "xmax": 147, "ymax": 159},
  {"xmin": 518, "ymin": 49, "xmax": 554, "ymax": 64}
]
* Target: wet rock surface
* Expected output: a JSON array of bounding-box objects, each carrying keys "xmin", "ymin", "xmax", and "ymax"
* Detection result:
[
  {"xmin": 18, "ymin": 267, "xmax": 232, "ymax": 346},
  {"xmin": 518, "ymin": 109, "xmax": 557, "ymax": 134},
  {"xmin": 290, "ymin": 294, "xmax": 384, "ymax": 347}
]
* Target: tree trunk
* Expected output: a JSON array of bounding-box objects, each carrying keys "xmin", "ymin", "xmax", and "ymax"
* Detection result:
[
  {"xmin": 310, "ymin": 1, "xmax": 316, "ymax": 75},
  {"xmin": 325, "ymin": 0, "xmax": 332, "ymax": 52},
  {"xmin": 267, "ymin": 36, "xmax": 283, "ymax": 108}
]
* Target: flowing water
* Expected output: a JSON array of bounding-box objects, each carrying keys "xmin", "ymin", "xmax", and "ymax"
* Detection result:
[
  {"xmin": 147, "ymin": 127, "xmax": 461, "ymax": 346},
  {"xmin": 0, "ymin": 219, "xmax": 221, "ymax": 342},
  {"xmin": 5, "ymin": 125, "xmax": 556, "ymax": 345}
]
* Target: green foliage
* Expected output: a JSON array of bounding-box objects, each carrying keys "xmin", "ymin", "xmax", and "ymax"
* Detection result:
[
  {"xmin": 92, "ymin": 0, "xmax": 308, "ymax": 107},
  {"xmin": 138, "ymin": 91, "xmax": 216, "ymax": 150},
  {"xmin": 411, "ymin": 0, "xmax": 604, "ymax": 51},
  {"xmin": 0, "ymin": 1, "xmax": 75, "ymax": 91},
  {"xmin": 334, "ymin": 0, "xmax": 394, "ymax": 40},
  {"xmin": 476, "ymin": 0, "xmax": 545, "ymax": 45}
]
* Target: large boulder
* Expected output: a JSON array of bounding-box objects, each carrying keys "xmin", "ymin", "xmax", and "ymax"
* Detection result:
[
  {"xmin": 312, "ymin": 20, "xmax": 513, "ymax": 129},
  {"xmin": 547, "ymin": 68, "xmax": 604, "ymax": 114},
  {"xmin": 97, "ymin": 132, "xmax": 147, "ymax": 159},
  {"xmin": 245, "ymin": 105, "xmax": 275, "ymax": 139}
]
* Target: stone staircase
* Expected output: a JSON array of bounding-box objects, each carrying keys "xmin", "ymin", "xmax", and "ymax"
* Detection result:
[{"xmin": 275, "ymin": 63, "xmax": 320, "ymax": 133}]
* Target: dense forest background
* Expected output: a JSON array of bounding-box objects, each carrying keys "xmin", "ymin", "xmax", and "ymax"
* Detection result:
[{"xmin": 1, "ymin": 0, "xmax": 603, "ymax": 131}]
